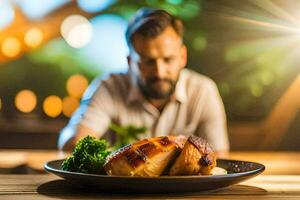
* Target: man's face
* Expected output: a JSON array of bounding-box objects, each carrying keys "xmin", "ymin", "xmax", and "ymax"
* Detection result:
[{"xmin": 128, "ymin": 26, "xmax": 187, "ymax": 99}]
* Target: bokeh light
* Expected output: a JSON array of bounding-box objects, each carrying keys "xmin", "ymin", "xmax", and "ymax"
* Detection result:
[
  {"xmin": 43, "ymin": 95, "xmax": 62, "ymax": 118},
  {"xmin": 0, "ymin": 0, "xmax": 15, "ymax": 30},
  {"xmin": 60, "ymin": 15, "xmax": 93, "ymax": 48},
  {"xmin": 62, "ymin": 96, "xmax": 80, "ymax": 117},
  {"xmin": 24, "ymin": 27, "xmax": 44, "ymax": 48},
  {"xmin": 192, "ymin": 36, "xmax": 207, "ymax": 51},
  {"xmin": 29, "ymin": 14, "xmax": 129, "ymax": 75},
  {"xmin": 1, "ymin": 37, "xmax": 21, "ymax": 58},
  {"xmin": 15, "ymin": 90, "xmax": 37, "ymax": 113},
  {"xmin": 81, "ymin": 14, "xmax": 129, "ymax": 74},
  {"xmin": 14, "ymin": 0, "xmax": 70, "ymax": 19},
  {"xmin": 66, "ymin": 74, "xmax": 89, "ymax": 99},
  {"xmin": 77, "ymin": 0, "xmax": 115, "ymax": 13},
  {"xmin": 0, "ymin": 97, "xmax": 2, "ymax": 111},
  {"xmin": 250, "ymin": 84, "xmax": 263, "ymax": 97}
]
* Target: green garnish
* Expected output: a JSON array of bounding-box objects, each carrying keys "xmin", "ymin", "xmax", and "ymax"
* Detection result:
[
  {"xmin": 61, "ymin": 136, "xmax": 111, "ymax": 174},
  {"xmin": 109, "ymin": 123, "xmax": 147, "ymax": 149}
]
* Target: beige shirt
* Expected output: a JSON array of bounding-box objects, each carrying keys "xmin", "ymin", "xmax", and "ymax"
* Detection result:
[{"xmin": 78, "ymin": 69, "xmax": 229, "ymax": 151}]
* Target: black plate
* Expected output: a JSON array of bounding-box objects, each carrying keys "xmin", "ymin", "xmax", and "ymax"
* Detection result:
[{"xmin": 44, "ymin": 159, "xmax": 265, "ymax": 193}]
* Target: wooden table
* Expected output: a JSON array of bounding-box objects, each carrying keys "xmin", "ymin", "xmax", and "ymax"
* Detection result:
[{"xmin": 0, "ymin": 150, "xmax": 300, "ymax": 199}]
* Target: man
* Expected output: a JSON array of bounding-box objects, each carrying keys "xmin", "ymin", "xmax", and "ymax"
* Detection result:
[{"xmin": 58, "ymin": 8, "xmax": 229, "ymax": 155}]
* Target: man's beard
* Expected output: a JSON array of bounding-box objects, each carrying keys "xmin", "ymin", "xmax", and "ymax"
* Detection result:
[{"xmin": 138, "ymin": 77, "xmax": 177, "ymax": 99}]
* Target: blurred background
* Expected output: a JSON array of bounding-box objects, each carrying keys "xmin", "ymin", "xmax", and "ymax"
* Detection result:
[{"xmin": 0, "ymin": 0, "xmax": 299, "ymax": 151}]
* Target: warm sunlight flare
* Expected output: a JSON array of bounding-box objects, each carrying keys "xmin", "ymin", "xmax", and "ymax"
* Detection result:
[{"xmin": 15, "ymin": 90, "xmax": 37, "ymax": 113}]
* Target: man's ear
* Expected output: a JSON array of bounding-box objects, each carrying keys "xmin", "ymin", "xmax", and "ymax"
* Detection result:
[{"xmin": 181, "ymin": 44, "xmax": 187, "ymax": 69}]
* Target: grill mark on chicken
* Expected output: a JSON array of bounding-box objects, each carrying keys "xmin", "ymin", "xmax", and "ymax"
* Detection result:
[
  {"xmin": 137, "ymin": 142, "xmax": 159, "ymax": 158},
  {"xmin": 135, "ymin": 148, "xmax": 147, "ymax": 161},
  {"xmin": 123, "ymin": 147, "xmax": 146, "ymax": 168},
  {"xmin": 105, "ymin": 144, "xmax": 131, "ymax": 163},
  {"xmin": 158, "ymin": 136, "xmax": 172, "ymax": 146},
  {"xmin": 104, "ymin": 136, "xmax": 185, "ymax": 176}
]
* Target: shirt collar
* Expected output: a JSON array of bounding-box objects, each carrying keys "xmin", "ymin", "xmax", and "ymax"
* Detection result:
[
  {"xmin": 126, "ymin": 69, "xmax": 188, "ymax": 104},
  {"xmin": 173, "ymin": 69, "xmax": 188, "ymax": 103}
]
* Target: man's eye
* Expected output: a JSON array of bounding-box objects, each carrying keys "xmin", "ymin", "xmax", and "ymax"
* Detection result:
[
  {"xmin": 164, "ymin": 57, "xmax": 175, "ymax": 63},
  {"xmin": 143, "ymin": 59, "xmax": 155, "ymax": 65}
]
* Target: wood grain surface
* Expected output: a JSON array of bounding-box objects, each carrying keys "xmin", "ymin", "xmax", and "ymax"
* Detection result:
[{"xmin": 1, "ymin": 151, "xmax": 300, "ymax": 199}]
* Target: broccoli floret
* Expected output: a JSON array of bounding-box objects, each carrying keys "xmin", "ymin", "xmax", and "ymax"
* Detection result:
[{"xmin": 61, "ymin": 136, "xmax": 111, "ymax": 174}]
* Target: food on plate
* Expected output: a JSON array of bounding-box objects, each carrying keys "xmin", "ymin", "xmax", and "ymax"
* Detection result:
[
  {"xmin": 103, "ymin": 136, "xmax": 186, "ymax": 176},
  {"xmin": 169, "ymin": 135, "xmax": 216, "ymax": 176},
  {"xmin": 61, "ymin": 136, "xmax": 111, "ymax": 174},
  {"xmin": 61, "ymin": 135, "xmax": 227, "ymax": 176}
]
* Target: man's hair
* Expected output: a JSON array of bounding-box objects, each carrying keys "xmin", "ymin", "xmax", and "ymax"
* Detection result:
[{"xmin": 125, "ymin": 8, "xmax": 184, "ymax": 50}]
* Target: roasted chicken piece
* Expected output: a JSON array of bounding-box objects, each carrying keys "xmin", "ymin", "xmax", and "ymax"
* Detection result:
[
  {"xmin": 104, "ymin": 136, "xmax": 186, "ymax": 176},
  {"xmin": 169, "ymin": 135, "xmax": 216, "ymax": 176}
]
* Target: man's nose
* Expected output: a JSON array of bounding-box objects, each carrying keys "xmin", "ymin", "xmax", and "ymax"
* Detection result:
[{"xmin": 153, "ymin": 60, "xmax": 167, "ymax": 78}]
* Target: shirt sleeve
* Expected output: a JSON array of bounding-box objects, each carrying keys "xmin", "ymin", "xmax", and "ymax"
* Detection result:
[
  {"xmin": 78, "ymin": 81, "xmax": 115, "ymax": 137},
  {"xmin": 195, "ymin": 80, "xmax": 230, "ymax": 152}
]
